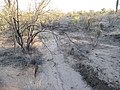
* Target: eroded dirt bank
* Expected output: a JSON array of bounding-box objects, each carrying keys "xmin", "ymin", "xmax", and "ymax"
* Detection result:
[{"xmin": 62, "ymin": 31, "xmax": 120, "ymax": 90}]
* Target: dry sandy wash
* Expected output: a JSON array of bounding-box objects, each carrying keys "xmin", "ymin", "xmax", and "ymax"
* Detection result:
[{"xmin": 0, "ymin": 34, "xmax": 92, "ymax": 90}]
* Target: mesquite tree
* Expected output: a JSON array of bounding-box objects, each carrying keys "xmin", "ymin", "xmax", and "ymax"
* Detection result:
[{"xmin": 6, "ymin": 0, "xmax": 50, "ymax": 53}]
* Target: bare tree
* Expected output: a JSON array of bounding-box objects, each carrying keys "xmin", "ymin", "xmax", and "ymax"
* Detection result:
[
  {"xmin": 6, "ymin": 0, "xmax": 51, "ymax": 53},
  {"xmin": 4, "ymin": 0, "xmax": 51, "ymax": 78}
]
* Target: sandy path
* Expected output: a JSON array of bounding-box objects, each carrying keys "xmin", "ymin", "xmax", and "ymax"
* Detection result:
[{"xmin": 37, "ymin": 39, "xmax": 92, "ymax": 90}]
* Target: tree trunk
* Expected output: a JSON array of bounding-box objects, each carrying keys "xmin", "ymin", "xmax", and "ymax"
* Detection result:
[{"xmin": 116, "ymin": 0, "xmax": 119, "ymax": 12}]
